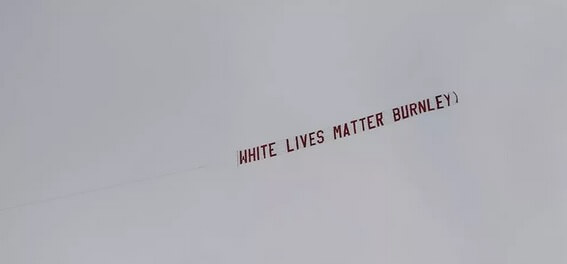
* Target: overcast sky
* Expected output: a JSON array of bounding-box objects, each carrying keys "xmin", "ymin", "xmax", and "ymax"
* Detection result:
[{"xmin": 1, "ymin": 0, "xmax": 566, "ymax": 263}]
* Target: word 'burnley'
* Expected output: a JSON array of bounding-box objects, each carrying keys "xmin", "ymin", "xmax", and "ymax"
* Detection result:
[{"xmin": 238, "ymin": 92, "xmax": 459, "ymax": 166}]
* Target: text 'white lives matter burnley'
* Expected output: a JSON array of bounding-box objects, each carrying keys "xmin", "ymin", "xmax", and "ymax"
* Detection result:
[{"xmin": 237, "ymin": 91, "xmax": 459, "ymax": 166}]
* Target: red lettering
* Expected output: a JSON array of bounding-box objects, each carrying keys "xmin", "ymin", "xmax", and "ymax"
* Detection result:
[
  {"xmin": 376, "ymin": 112, "xmax": 384, "ymax": 126},
  {"xmin": 300, "ymin": 134, "xmax": 308, "ymax": 148},
  {"xmin": 401, "ymin": 105, "xmax": 409, "ymax": 119},
  {"xmin": 308, "ymin": 132, "xmax": 316, "ymax": 146},
  {"xmin": 239, "ymin": 150, "xmax": 248, "ymax": 164},
  {"xmin": 367, "ymin": 115, "xmax": 376, "ymax": 129},
  {"xmin": 350, "ymin": 120, "xmax": 358, "ymax": 134},
  {"xmin": 418, "ymin": 100, "xmax": 427, "ymax": 113},
  {"xmin": 248, "ymin": 147, "xmax": 257, "ymax": 161},
  {"xmin": 316, "ymin": 130, "xmax": 325, "ymax": 144},
  {"xmin": 269, "ymin": 142, "xmax": 277, "ymax": 157},
  {"xmin": 427, "ymin": 99, "xmax": 435, "ymax": 111},
  {"xmin": 260, "ymin": 144, "xmax": 268, "ymax": 159},
  {"xmin": 343, "ymin": 123, "xmax": 351, "ymax": 136},
  {"xmin": 435, "ymin": 95, "xmax": 444, "ymax": 109},
  {"xmin": 358, "ymin": 117, "xmax": 367, "ymax": 131},
  {"xmin": 286, "ymin": 139, "xmax": 294, "ymax": 152},
  {"xmin": 410, "ymin": 103, "xmax": 418, "ymax": 116},
  {"xmin": 333, "ymin": 125, "xmax": 342, "ymax": 139},
  {"xmin": 443, "ymin": 93, "xmax": 451, "ymax": 107},
  {"xmin": 393, "ymin": 107, "xmax": 401, "ymax": 122}
]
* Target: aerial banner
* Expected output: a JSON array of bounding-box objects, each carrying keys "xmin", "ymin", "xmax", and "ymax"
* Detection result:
[{"xmin": 237, "ymin": 91, "xmax": 459, "ymax": 166}]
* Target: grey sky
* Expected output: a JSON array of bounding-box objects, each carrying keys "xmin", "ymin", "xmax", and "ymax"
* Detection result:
[{"xmin": 1, "ymin": 0, "xmax": 566, "ymax": 263}]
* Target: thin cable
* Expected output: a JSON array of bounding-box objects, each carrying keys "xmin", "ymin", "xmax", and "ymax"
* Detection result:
[{"xmin": 0, "ymin": 164, "xmax": 207, "ymax": 213}]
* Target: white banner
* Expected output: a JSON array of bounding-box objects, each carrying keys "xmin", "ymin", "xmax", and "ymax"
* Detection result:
[{"xmin": 237, "ymin": 91, "xmax": 459, "ymax": 166}]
